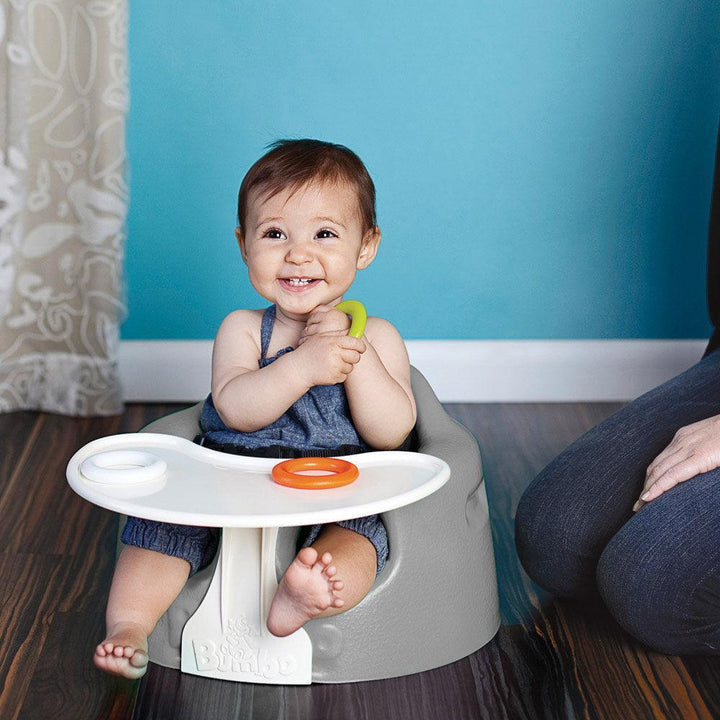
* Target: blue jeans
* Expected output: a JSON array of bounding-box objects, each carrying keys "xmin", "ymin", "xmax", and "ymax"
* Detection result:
[{"xmin": 515, "ymin": 349, "xmax": 720, "ymax": 655}]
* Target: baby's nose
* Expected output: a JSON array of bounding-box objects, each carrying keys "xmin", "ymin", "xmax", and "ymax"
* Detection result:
[{"xmin": 285, "ymin": 241, "xmax": 313, "ymax": 263}]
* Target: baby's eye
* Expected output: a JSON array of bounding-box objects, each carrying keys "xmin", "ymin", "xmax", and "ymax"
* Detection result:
[
  {"xmin": 263, "ymin": 228, "xmax": 286, "ymax": 240},
  {"xmin": 316, "ymin": 229, "xmax": 338, "ymax": 240}
]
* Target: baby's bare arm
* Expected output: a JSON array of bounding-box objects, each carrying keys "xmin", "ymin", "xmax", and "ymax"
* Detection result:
[
  {"xmin": 211, "ymin": 310, "xmax": 306, "ymax": 431},
  {"xmin": 212, "ymin": 310, "xmax": 364, "ymax": 432},
  {"xmin": 343, "ymin": 317, "xmax": 416, "ymax": 449}
]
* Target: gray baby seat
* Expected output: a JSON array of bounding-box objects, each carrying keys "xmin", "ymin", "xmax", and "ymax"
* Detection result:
[{"xmin": 138, "ymin": 367, "xmax": 499, "ymax": 682}]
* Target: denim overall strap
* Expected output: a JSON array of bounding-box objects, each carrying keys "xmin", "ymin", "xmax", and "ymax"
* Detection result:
[{"xmin": 259, "ymin": 305, "xmax": 276, "ymax": 362}]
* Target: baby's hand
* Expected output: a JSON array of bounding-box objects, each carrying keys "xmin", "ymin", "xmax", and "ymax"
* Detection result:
[
  {"xmin": 291, "ymin": 333, "xmax": 365, "ymax": 386},
  {"xmin": 299, "ymin": 305, "xmax": 351, "ymax": 345}
]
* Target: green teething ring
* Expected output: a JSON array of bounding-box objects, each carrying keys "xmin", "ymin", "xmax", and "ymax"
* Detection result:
[{"xmin": 335, "ymin": 300, "xmax": 367, "ymax": 339}]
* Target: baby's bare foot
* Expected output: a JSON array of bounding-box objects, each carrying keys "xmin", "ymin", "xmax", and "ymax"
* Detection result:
[
  {"xmin": 94, "ymin": 621, "xmax": 149, "ymax": 679},
  {"xmin": 267, "ymin": 547, "xmax": 344, "ymax": 637}
]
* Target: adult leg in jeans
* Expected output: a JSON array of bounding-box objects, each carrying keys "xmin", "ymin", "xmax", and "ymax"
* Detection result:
[
  {"xmin": 597, "ymin": 467, "xmax": 720, "ymax": 654},
  {"xmin": 515, "ymin": 350, "xmax": 720, "ymax": 602}
]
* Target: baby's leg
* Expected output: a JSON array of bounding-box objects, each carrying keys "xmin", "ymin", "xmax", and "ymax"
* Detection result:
[
  {"xmin": 267, "ymin": 524, "xmax": 377, "ymax": 637},
  {"xmin": 94, "ymin": 546, "xmax": 190, "ymax": 679}
]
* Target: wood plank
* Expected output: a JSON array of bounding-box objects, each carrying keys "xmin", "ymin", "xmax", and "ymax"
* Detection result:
[
  {"xmin": 0, "ymin": 412, "xmax": 43, "ymax": 498},
  {"xmin": 15, "ymin": 562, "xmax": 136, "ymax": 720},
  {"xmin": 0, "ymin": 404, "xmax": 185, "ymax": 720},
  {"xmin": 0, "ymin": 413, "xmax": 120, "ymax": 555},
  {"xmin": 134, "ymin": 657, "xmax": 491, "ymax": 720},
  {"xmin": 0, "ymin": 552, "xmax": 57, "ymax": 720},
  {"xmin": 681, "ymin": 656, "xmax": 720, "ymax": 720},
  {"xmin": 543, "ymin": 599, "xmax": 715, "ymax": 720}
]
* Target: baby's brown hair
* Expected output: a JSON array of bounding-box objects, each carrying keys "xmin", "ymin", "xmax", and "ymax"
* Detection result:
[{"xmin": 238, "ymin": 139, "xmax": 377, "ymax": 234}]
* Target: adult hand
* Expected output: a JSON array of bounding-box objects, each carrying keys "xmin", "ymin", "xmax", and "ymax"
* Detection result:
[{"xmin": 633, "ymin": 414, "xmax": 720, "ymax": 511}]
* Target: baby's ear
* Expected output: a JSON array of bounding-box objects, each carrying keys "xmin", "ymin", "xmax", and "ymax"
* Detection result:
[
  {"xmin": 235, "ymin": 227, "xmax": 248, "ymax": 264},
  {"xmin": 357, "ymin": 227, "xmax": 380, "ymax": 269}
]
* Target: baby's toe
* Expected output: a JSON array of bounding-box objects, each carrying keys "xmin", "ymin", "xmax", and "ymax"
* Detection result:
[
  {"xmin": 130, "ymin": 650, "xmax": 149, "ymax": 669},
  {"xmin": 296, "ymin": 547, "xmax": 318, "ymax": 567}
]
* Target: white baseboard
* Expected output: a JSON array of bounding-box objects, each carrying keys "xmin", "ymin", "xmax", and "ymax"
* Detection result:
[{"xmin": 118, "ymin": 339, "xmax": 708, "ymax": 404}]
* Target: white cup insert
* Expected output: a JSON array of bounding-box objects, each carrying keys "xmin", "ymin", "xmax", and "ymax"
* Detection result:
[{"xmin": 80, "ymin": 450, "xmax": 167, "ymax": 484}]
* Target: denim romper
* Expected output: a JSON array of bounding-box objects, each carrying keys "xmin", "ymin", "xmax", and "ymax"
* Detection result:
[{"xmin": 122, "ymin": 305, "xmax": 389, "ymax": 574}]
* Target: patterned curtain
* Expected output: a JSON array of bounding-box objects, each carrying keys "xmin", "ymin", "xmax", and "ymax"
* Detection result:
[{"xmin": 0, "ymin": 0, "xmax": 128, "ymax": 415}]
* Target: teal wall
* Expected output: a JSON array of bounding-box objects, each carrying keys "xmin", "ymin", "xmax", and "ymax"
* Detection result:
[{"xmin": 122, "ymin": 1, "xmax": 720, "ymax": 341}]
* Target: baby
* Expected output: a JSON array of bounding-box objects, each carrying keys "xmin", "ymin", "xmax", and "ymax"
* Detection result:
[{"xmin": 94, "ymin": 139, "xmax": 417, "ymax": 679}]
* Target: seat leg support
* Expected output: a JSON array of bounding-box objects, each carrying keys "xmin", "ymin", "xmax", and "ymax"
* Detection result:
[{"xmin": 180, "ymin": 526, "xmax": 313, "ymax": 684}]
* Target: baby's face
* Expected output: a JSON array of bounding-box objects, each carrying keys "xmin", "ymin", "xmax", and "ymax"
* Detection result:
[{"xmin": 238, "ymin": 180, "xmax": 378, "ymax": 323}]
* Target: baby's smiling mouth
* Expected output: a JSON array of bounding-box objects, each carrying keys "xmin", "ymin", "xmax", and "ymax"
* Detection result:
[{"xmin": 280, "ymin": 277, "xmax": 321, "ymax": 289}]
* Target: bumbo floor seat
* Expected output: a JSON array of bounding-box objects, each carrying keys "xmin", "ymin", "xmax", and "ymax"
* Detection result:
[{"xmin": 137, "ymin": 366, "xmax": 500, "ymax": 683}]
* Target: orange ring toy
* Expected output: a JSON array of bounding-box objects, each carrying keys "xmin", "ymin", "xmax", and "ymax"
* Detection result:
[{"xmin": 271, "ymin": 457, "xmax": 359, "ymax": 489}]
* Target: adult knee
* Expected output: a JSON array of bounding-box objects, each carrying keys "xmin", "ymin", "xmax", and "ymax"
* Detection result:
[
  {"xmin": 515, "ymin": 459, "xmax": 598, "ymax": 599},
  {"xmin": 597, "ymin": 522, "xmax": 720, "ymax": 655}
]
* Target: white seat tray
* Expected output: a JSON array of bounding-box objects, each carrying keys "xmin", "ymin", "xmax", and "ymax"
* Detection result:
[{"xmin": 66, "ymin": 433, "xmax": 450, "ymax": 528}]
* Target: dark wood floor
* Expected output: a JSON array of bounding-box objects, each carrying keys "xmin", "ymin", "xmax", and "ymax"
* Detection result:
[{"xmin": 2, "ymin": 402, "xmax": 720, "ymax": 720}]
